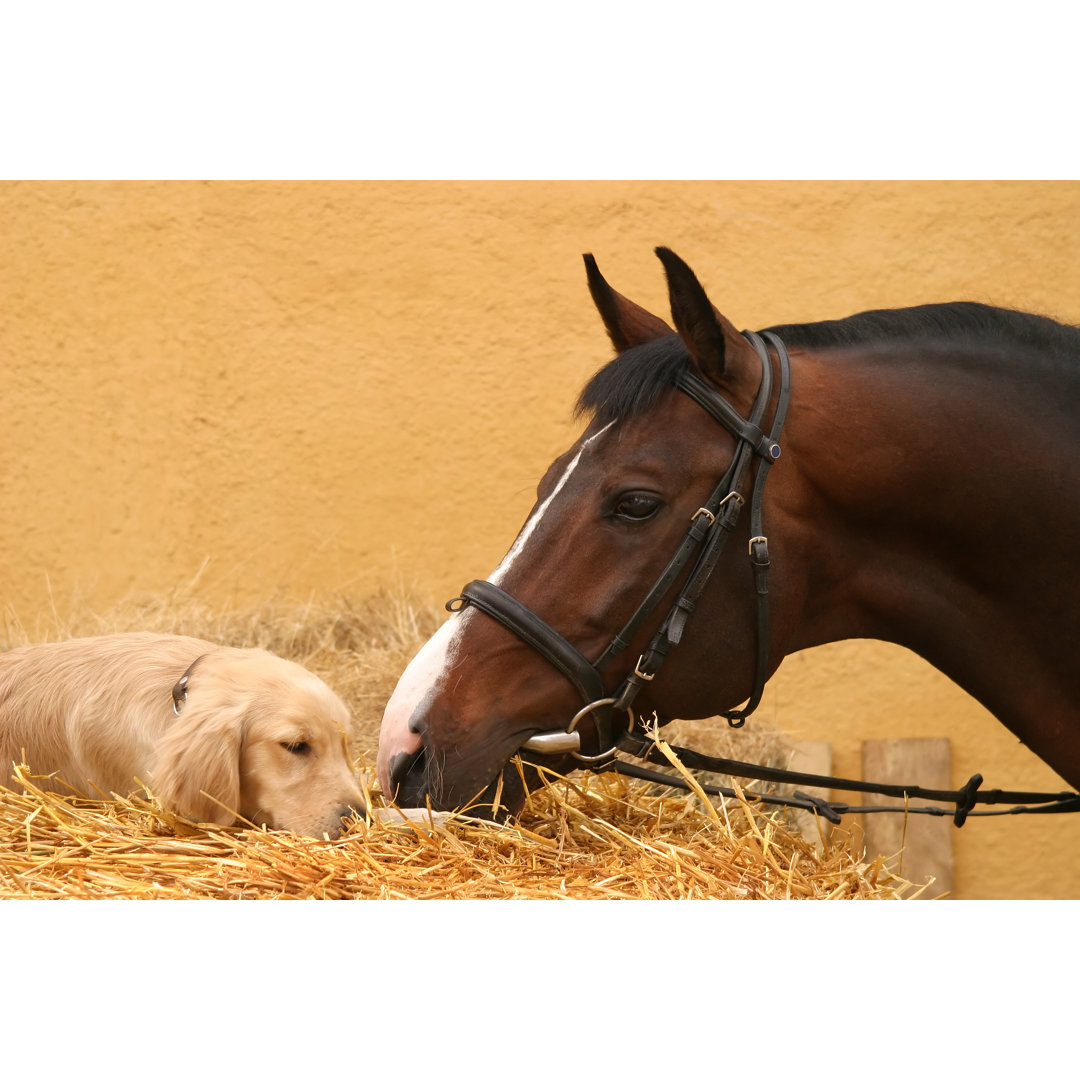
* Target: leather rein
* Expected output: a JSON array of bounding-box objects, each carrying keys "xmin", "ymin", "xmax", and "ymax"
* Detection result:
[{"xmin": 447, "ymin": 330, "xmax": 1080, "ymax": 827}]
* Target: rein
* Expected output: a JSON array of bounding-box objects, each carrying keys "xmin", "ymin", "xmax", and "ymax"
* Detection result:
[{"xmin": 606, "ymin": 731, "xmax": 1080, "ymax": 827}]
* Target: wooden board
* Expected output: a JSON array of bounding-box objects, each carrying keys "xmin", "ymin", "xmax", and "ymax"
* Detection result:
[
  {"xmin": 861, "ymin": 737, "xmax": 954, "ymax": 899},
  {"xmin": 787, "ymin": 740, "xmax": 834, "ymax": 847}
]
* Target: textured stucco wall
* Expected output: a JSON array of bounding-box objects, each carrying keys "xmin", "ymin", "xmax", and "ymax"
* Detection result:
[{"xmin": 2, "ymin": 181, "xmax": 1078, "ymax": 897}]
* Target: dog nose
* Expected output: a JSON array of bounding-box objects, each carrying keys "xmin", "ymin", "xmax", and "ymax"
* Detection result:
[{"xmin": 330, "ymin": 800, "xmax": 366, "ymax": 838}]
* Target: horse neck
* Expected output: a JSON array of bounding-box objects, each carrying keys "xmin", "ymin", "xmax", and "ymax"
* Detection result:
[{"xmin": 776, "ymin": 343, "xmax": 1080, "ymax": 756}]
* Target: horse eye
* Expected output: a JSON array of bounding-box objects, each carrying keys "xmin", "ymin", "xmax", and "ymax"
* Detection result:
[
  {"xmin": 613, "ymin": 493, "xmax": 661, "ymax": 521},
  {"xmin": 281, "ymin": 740, "xmax": 311, "ymax": 755}
]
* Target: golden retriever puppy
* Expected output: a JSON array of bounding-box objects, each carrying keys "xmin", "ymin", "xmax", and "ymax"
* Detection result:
[{"xmin": 0, "ymin": 632, "xmax": 365, "ymax": 838}]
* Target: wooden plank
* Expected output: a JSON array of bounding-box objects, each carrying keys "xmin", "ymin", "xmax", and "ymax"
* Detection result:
[
  {"xmin": 787, "ymin": 740, "xmax": 833, "ymax": 847},
  {"xmin": 861, "ymin": 737, "xmax": 953, "ymax": 899}
]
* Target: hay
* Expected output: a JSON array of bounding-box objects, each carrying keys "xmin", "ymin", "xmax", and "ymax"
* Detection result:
[
  {"xmin": 0, "ymin": 583, "xmax": 925, "ymax": 900},
  {"xmin": 1, "ymin": 762, "xmax": 925, "ymax": 900}
]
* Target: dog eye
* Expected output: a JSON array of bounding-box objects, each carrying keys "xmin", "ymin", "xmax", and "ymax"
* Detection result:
[{"xmin": 281, "ymin": 740, "xmax": 311, "ymax": 755}]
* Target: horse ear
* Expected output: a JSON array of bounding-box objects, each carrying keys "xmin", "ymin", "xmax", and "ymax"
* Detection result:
[
  {"xmin": 655, "ymin": 247, "xmax": 745, "ymax": 382},
  {"xmin": 584, "ymin": 253, "xmax": 673, "ymax": 353}
]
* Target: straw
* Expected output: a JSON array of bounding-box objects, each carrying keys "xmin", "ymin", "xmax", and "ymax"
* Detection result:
[{"xmin": 0, "ymin": 584, "xmax": 924, "ymax": 899}]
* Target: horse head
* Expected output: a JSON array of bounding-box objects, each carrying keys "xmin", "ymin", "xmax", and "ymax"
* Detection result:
[{"xmin": 377, "ymin": 248, "xmax": 795, "ymax": 813}]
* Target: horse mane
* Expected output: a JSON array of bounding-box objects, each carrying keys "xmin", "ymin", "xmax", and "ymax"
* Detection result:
[
  {"xmin": 576, "ymin": 302, "xmax": 1079, "ymax": 424},
  {"xmin": 765, "ymin": 301, "xmax": 1079, "ymax": 358}
]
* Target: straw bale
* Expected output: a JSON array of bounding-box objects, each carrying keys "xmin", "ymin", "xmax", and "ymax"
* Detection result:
[{"xmin": 0, "ymin": 582, "xmax": 924, "ymax": 900}]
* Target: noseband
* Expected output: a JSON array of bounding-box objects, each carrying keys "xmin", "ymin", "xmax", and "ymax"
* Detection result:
[{"xmin": 446, "ymin": 329, "xmax": 792, "ymax": 764}]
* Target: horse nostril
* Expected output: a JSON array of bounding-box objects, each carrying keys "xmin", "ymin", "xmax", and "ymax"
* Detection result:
[
  {"xmin": 390, "ymin": 747, "xmax": 423, "ymax": 785},
  {"xmin": 387, "ymin": 747, "xmax": 427, "ymax": 807}
]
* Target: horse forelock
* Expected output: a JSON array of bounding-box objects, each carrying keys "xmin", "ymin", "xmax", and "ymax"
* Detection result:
[{"xmin": 574, "ymin": 334, "xmax": 691, "ymax": 425}]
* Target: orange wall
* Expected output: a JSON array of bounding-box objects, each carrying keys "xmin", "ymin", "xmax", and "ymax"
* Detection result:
[{"xmin": 2, "ymin": 181, "xmax": 1078, "ymax": 897}]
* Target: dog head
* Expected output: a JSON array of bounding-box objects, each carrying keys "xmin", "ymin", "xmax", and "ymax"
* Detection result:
[{"xmin": 152, "ymin": 648, "xmax": 365, "ymax": 838}]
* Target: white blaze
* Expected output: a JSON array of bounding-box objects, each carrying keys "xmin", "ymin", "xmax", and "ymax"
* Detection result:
[
  {"xmin": 376, "ymin": 612, "xmax": 466, "ymax": 793},
  {"xmin": 489, "ymin": 421, "xmax": 613, "ymax": 585},
  {"xmin": 376, "ymin": 422, "xmax": 614, "ymax": 797}
]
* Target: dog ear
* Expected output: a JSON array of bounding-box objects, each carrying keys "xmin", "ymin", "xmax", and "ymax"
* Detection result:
[{"xmin": 151, "ymin": 698, "xmax": 245, "ymax": 826}]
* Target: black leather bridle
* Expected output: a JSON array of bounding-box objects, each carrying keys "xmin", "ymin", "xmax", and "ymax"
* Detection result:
[{"xmin": 446, "ymin": 329, "xmax": 792, "ymax": 764}]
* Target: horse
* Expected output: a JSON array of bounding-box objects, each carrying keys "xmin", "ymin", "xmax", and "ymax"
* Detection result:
[{"xmin": 377, "ymin": 247, "xmax": 1080, "ymax": 816}]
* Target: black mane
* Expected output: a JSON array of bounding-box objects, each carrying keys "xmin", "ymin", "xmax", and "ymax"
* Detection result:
[
  {"xmin": 575, "ymin": 335, "xmax": 691, "ymax": 424},
  {"xmin": 765, "ymin": 301, "xmax": 1078, "ymax": 356},
  {"xmin": 576, "ymin": 302, "xmax": 1079, "ymax": 424}
]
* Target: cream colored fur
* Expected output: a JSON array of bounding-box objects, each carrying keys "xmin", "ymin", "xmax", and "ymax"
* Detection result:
[{"xmin": 0, "ymin": 632, "xmax": 364, "ymax": 838}]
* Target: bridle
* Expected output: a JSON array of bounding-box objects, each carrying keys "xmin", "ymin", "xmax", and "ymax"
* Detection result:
[{"xmin": 447, "ymin": 329, "xmax": 791, "ymax": 764}]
